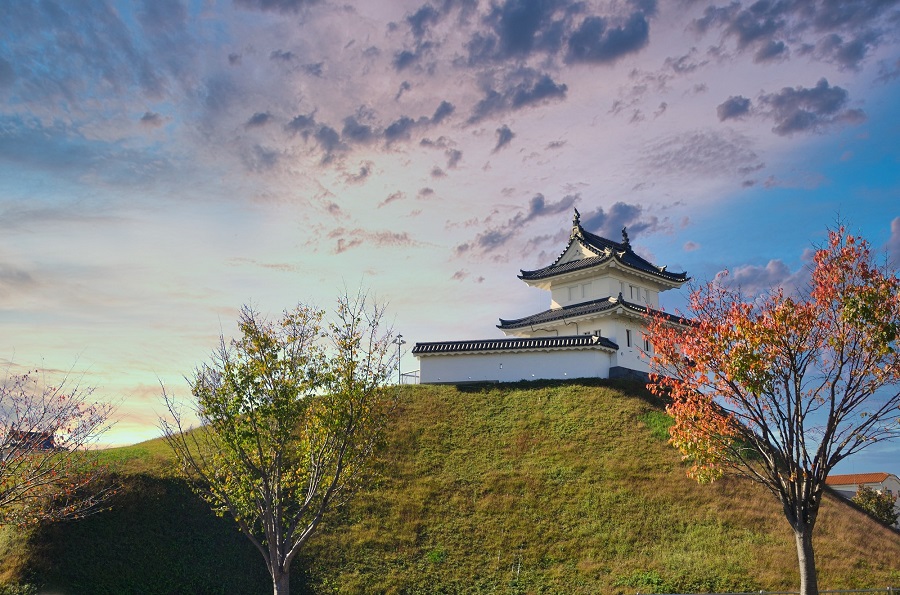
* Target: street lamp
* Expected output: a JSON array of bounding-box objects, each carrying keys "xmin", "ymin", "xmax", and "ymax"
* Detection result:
[{"xmin": 392, "ymin": 334, "xmax": 406, "ymax": 384}]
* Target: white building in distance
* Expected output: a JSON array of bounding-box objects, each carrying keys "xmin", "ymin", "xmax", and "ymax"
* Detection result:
[
  {"xmin": 413, "ymin": 209, "xmax": 689, "ymax": 383},
  {"xmin": 826, "ymin": 472, "xmax": 900, "ymax": 527}
]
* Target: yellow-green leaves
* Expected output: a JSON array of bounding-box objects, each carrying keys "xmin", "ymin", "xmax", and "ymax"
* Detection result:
[{"xmin": 160, "ymin": 292, "xmax": 398, "ymax": 594}]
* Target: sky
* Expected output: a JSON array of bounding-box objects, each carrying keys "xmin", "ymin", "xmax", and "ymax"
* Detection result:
[{"xmin": 1, "ymin": 0, "xmax": 899, "ymax": 474}]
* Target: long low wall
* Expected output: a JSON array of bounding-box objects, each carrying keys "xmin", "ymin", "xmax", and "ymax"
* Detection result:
[{"xmin": 418, "ymin": 349, "xmax": 612, "ymax": 383}]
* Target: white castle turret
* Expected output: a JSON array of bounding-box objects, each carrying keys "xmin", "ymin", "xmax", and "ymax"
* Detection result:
[{"xmin": 413, "ymin": 209, "xmax": 688, "ymax": 383}]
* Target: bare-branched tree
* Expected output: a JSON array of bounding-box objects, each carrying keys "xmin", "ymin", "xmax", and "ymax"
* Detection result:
[{"xmin": 0, "ymin": 366, "xmax": 115, "ymax": 526}]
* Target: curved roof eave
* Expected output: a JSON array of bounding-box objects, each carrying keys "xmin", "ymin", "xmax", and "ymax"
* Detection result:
[
  {"xmin": 519, "ymin": 220, "xmax": 689, "ymax": 285},
  {"xmin": 497, "ymin": 295, "xmax": 690, "ymax": 331},
  {"xmin": 520, "ymin": 257, "xmax": 689, "ymax": 288}
]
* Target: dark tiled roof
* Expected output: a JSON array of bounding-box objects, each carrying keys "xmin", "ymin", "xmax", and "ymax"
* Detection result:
[
  {"xmin": 497, "ymin": 295, "xmax": 686, "ymax": 330},
  {"xmin": 519, "ymin": 227, "xmax": 688, "ymax": 283},
  {"xmin": 412, "ymin": 334, "xmax": 618, "ymax": 355}
]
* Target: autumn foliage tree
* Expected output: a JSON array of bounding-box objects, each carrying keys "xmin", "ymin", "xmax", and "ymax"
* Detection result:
[
  {"xmin": 160, "ymin": 292, "xmax": 397, "ymax": 595},
  {"xmin": 647, "ymin": 227, "xmax": 900, "ymax": 595},
  {"xmin": 0, "ymin": 367, "xmax": 115, "ymax": 526}
]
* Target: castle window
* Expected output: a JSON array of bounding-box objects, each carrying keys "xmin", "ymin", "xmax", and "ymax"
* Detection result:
[
  {"xmin": 626, "ymin": 329, "xmax": 632, "ymax": 347},
  {"xmin": 644, "ymin": 337, "xmax": 651, "ymax": 352}
]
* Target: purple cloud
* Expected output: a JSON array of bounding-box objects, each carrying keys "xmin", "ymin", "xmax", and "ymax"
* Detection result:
[
  {"xmin": 470, "ymin": 68, "xmax": 567, "ymax": 123},
  {"xmin": 579, "ymin": 201, "xmax": 660, "ymax": 240},
  {"xmin": 234, "ymin": 0, "xmax": 321, "ymax": 13},
  {"xmin": 566, "ymin": 12, "xmax": 651, "ymax": 64},
  {"xmin": 494, "ymin": 125, "xmax": 515, "ymax": 152},
  {"xmin": 245, "ymin": 112, "xmax": 273, "ymax": 128},
  {"xmin": 759, "ymin": 78, "xmax": 865, "ymax": 135},
  {"xmin": 140, "ymin": 111, "xmax": 164, "ymax": 127},
  {"xmin": 455, "ymin": 193, "xmax": 578, "ymax": 255},
  {"xmin": 716, "ymin": 249, "xmax": 816, "ymax": 297},
  {"xmin": 717, "ymin": 96, "xmax": 751, "ymax": 121}
]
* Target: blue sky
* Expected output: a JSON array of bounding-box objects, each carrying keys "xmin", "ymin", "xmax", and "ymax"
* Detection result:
[{"xmin": 1, "ymin": 0, "xmax": 899, "ymax": 474}]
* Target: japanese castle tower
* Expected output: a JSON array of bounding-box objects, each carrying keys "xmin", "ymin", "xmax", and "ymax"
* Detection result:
[{"xmin": 413, "ymin": 209, "xmax": 688, "ymax": 383}]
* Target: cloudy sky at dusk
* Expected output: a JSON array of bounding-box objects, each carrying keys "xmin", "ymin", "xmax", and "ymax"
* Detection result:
[{"xmin": 2, "ymin": 0, "xmax": 899, "ymax": 472}]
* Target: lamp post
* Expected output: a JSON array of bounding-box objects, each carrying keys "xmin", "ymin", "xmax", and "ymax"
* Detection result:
[{"xmin": 392, "ymin": 335, "xmax": 406, "ymax": 384}]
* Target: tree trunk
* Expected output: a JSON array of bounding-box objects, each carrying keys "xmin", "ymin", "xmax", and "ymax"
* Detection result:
[
  {"xmin": 794, "ymin": 528, "xmax": 819, "ymax": 595},
  {"xmin": 273, "ymin": 568, "xmax": 290, "ymax": 595}
]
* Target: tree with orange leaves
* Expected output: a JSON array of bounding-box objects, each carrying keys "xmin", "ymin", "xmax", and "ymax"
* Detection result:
[{"xmin": 647, "ymin": 227, "xmax": 900, "ymax": 595}]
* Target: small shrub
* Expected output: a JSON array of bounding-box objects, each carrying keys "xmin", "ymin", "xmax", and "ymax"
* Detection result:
[{"xmin": 852, "ymin": 486, "xmax": 899, "ymax": 526}]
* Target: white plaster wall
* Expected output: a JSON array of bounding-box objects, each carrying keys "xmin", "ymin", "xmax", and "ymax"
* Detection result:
[
  {"xmin": 550, "ymin": 286, "xmax": 564, "ymax": 309},
  {"xmin": 505, "ymin": 327, "xmax": 559, "ymax": 338},
  {"xmin": 883, "ymin": 475, "xmax": 900, "ymax": 495},
  {"xmin": 598, "ymin": 275, "xmax": 621, "ymax": 299},
  {"xmin": 608, "ymin": 273, "xmax": 667, "ymax": 308},
  {"xmin": 537, "ymin": 268, "xmax": 672, "ymax": 310},
  {"xmin": 500, "ymin": 313, "xmax": 656, "ymax": 375},
  {"xmin": 607, "ymin": 318, "xmax": 652, "ymax": 373},
  {"xmin": 510, "ymin": 317, "xmax": 612, "ymax": 339},
  {"xmin": 581, "ymin": 318, "xmax": 617, "ymax": 340},
  {"xmin": 551, "ymin": 280, "xmax": 595, "ymax": 308},
  {"xmin": 419, "ymin": 349, "xmax": 612, "ymax": 383},
  {"xmin": 605, "ymin": 274, "xmax": 625, "ymax": 299}
]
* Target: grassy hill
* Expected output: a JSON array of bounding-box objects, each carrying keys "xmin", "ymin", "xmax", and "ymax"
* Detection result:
[{"xmin": 2, "ymin": 380, "xmax": 899, "ymax": 594}]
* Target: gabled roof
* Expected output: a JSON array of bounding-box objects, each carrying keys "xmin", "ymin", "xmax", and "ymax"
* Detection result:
[
  {"xmin": 519, "ymin": 210, "xmax": 688, "ymax": 284},
  {"xmin": 413, "ymin": 334, "xmax": 618, "ymax": 356},
  {"xmin": 497, "ymin": 294, "xmax": 686, "ymax": 331},
  {"xmin": 826, "ymin": 472, "xmax": 895, "ymax": 486}
]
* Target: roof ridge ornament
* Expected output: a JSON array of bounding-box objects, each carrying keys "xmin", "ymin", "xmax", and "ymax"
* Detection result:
[
  {"xmin": 621, "ymin": 226, "xmax": 631, "ymax": 249},
  {"xmin": 571, "ymin": 207, "xmax": 583, "ymax": 240}
]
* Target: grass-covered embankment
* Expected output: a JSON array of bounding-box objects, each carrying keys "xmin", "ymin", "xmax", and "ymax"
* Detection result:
[{"xmin": 2, "ymin": 380, "xmax": 899, "ymax": 594}]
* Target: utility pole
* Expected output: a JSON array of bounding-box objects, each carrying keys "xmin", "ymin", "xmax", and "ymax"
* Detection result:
[{"xmin": 392, "ymin": 334, "xmax": 406, "ymax": 384}]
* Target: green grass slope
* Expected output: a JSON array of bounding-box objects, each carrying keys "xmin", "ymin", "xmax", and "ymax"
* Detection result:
[
  {"xmin": 3, "ymin": 380, "xmax": 899, "ymax": 594},
  {"xmin": 302, "ymin": 381, "xmax": 900, "ymax": 593}
]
